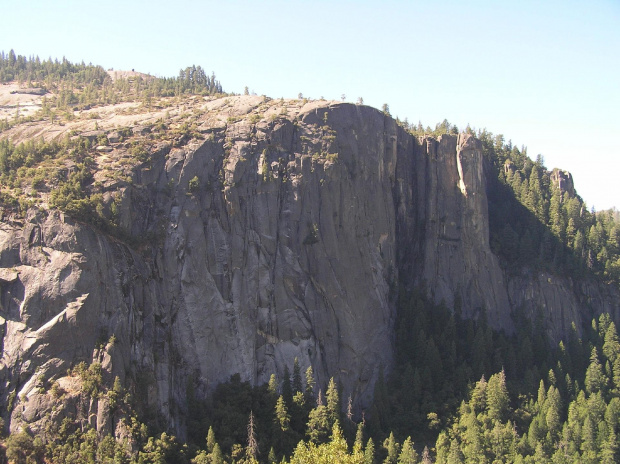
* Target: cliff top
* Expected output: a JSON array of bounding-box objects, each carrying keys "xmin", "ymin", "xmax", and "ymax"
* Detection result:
[
  {"xmin": 0, "ymin": 85, "xmax": 357, "ymax": 211},
  {"xmin": 0, "ymin": 83, "xmax": 348, "ymax": 146}
]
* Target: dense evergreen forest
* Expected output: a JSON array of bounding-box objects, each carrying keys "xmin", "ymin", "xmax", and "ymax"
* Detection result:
[
  {"xmin": 1, "ymin": 52, "xmax": 620, "ymax": 463},
  {"xmin": 4, "ymin": 295, "xmax": 619, "ymax": 463}
]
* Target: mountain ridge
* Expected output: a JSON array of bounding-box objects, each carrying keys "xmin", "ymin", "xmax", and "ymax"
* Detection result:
[{"xmin": 1, "ymin": 90, "xmax": 619, "ymax": 444}]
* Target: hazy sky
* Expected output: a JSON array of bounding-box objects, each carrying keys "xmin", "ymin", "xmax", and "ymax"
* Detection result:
[{"xmin": 3, "ymin": 0, "xmax": 619, "ymax": 209}]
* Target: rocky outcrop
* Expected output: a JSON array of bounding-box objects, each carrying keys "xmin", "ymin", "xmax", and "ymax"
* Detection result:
[
  {"xmin": 1, "ymin": 97, "xmax": 618, "ymax": 437},
  {"xmin": 550, "ymin": 168, "xmax": 575, "ymax": 198},
  {"xmin": 395, "ymin": 133, "xmax": 512, "ymax": 330}
]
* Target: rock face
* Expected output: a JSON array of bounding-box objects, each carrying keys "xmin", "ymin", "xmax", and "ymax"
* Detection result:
[
  {"xmin": 0, "ymin": 97, "xmax": 618, "ymax": 436},
  {"xmin": 395, "ymin": 133, "xmax": 513, "ymax": 329},
  {"xmin": 550, "ymin": 168, "xmax": 575, "ymax": 198}
]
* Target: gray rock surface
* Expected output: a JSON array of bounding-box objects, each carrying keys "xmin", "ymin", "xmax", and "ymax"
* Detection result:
[
  {"xmin": 0, "ymin": 97, "xmax": 618, "ymax": 437},
  {"xmin": 550, "ymin": 168, "xmax": 575, "ymax": 198}
]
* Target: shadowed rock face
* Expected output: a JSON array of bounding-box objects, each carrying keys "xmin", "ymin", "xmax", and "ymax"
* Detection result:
[
  {"xmin": 395, "ymin": 133, "xmax": 512, "ymax": 328},
  {"xmin": 0, "ymin": 97, "xmax": 618, "ymax": 435}
]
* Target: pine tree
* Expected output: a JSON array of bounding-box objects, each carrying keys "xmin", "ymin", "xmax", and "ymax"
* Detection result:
[
  {"xmin": 470, "ymin": 375, "xmax": 487, "ymax": 414},
  {"xmin": 275, "ymin": 395, "xmax": 291, "ymax": 431},
  {"xmin": 446, "ymin": 439, "xmax": 464, "ymax": 464},
  {"xmin": 364, "ymin": 438, "xmax": 375, "ymax": 464},
  {"xmin": 383, "ymin": 431, "xmax": 400, "ymax": 464},
  {"xmin": 549, "ymin": 190, "xmax": 565, "ymax": 241},
  {"xmin": 397, "ymin": 437, "xmax": 418, "ymax": 464},
  {"xmin": 206, "ymin": 426, "xmax": 216, "ymax": 453},
  {"xmin": 192, "ymin": 450, "xmax": 209, "ymax": 464},
  {"xmin": 211, "ymin": 443, "xmax": 224, "ymax": 464},
  {"xmin": 533, "ymin": 441, "xmax": 551, "ymax": 464},
  {"xmin": 326, "ymin": 377, "xmax": 340, "ymax": 427},
  {"xmin": 585, "ymin": 347, "xmax": 607, "ymax": 394},
  {"xmin": 566, "ymin": 217, "xmax": 577, "ymax": 247},
  {"xmin": 613, "ymin": 357, "xmax": 620, "ymax": 392},
  {"xmin": 5, "ymin": 430, "xmax": 36, "ymax": 464},
  {"xmin": 486, "ymin": 369, "xmax": 508, "ymax": 421},
  {"xmin": 268, "ymin": 373, "xmax": 278, "ymax": 396},
  {"xmin": 603, "ymin": 322, "xmax": 620, "ymax": 363},
  {"xmin": 268, "ymin": 447, "xmax": 278, "ymax": 463},
  {"xmin": 580, "ymin": 415, "xmax": 598, "ymax": 462},
  {"xmin": 354, "ymin": 421, "xmax": 365, "ymax": 455},
  {"xmin": 307, "ymin": 391, "xmax": 330, "ymax": 444},
  {"xmin": 600, "ymin": 426, "xmax": 618, "ymax": 464},
  {"xmin": 545, "ymin": 386, "xmax": 562, "ymax": 440}
]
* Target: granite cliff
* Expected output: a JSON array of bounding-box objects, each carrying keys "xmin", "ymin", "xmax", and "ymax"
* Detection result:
[{"xmin": 0, "ymin": 94, "xmax": 618, "ymax": 437}]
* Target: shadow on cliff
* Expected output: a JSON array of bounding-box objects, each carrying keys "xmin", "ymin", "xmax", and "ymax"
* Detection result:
[{"xmin": 485, "ymin": 161, "xmax": 594, "ymax": 294}]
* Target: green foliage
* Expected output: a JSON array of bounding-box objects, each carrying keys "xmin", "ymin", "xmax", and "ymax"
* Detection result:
[
  {"xmin": 188, "ymin": 175, "xmax": 200, "ymax": 194},
  {"xmin": 211, "ymin": 443, "xmax": 224, "ymax": 464},
  {"xmin": 398, "ymin": 121, "xmax": 620, "ymax": 287},
  {"xmin": 7, "ymin": 391, "xmax": 16, "ymax": 412},
  {"xmin": 290, "ymin": 422, "xmax": 362, "ymax": 464},
  {"xmin": 70, "ymin": 361, "xmax": 103, "ymax": 397},
  {"xmin": 107, "ymin": 376, "xmax": 124, "ymax": 409},
  {"xmin": 276, "ymin": 396, "xmax": 291, "ymax": 431},
  {"xmin": 325, "ymin": 378, "xmax": 340, "ymax": 427},
  {"xmin": 433, "ymin": 312, "xmax": 620, "ymax": 464},
  {"xmin": 5, "ymin": 428, "xmax": 43, "ymax": 464},
  {"xmin": 364, "ymin": 438, "xmax": 375, "ymax": 464},
  {"xmin": 260, "ymin": 157, "xmax": 270, "ymax": 181},
  {"xmin": 303, "ymin": 223, "xmax": 319, "ymax": 245},
  {"xmin": 43, "ymin": 418, "xmax": 130, "ymax": 464},
  {"xmin": 397, "ymin": 437, "xmax": 418, "ymax": 464},
  {"xmin": 137, "ymin": 431, "xmax": 188, "ymax": 463},
  {"xmin": 383, "ymin": 431, "xmax": 400, "ymax": 463},
  {"xmin": 307, "ymin": 400, "xmax": 330, "ymax": 445},
  {"xmin": 405, "ymin": 118, "xmax": 459, "ymax": 137},
  {"xmin": 3, "ymin": 310, "xmax": 617, "ymax": 463},
  {"xmin": 0, "ymin": 50, "xmax": 225, "ymax": 114},
  {"xmin": 486, "ymin": 369, "xmax": 509, "ymax": 421},
  {"xmin": 585, "ymin": 347, "xmax": 607, "ymax": 394},
  {"xmin": 480, "ymin": 129, "xmax": 620, "ymax": 285},
  {"xmin": 130, "ymin": 141, "xmax": 149, "ymax": 162},
  {"xmin": 326, "ymin": 152, "xmax": 339, "ymax": 162}
]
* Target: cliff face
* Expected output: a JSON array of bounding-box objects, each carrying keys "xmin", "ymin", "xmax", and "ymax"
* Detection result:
[
  {"xmin": 1, "ymin": 96, "xmax": 618, "ymax": 435},
  {"xmin": 395, "ymin": 133, "xmax": 513, "ymax": 329}
]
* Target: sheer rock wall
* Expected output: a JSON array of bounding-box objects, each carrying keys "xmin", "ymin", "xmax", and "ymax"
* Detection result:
[{"xmin": 1, "ymin": 97, "xmax": 618, "ymax": 435}]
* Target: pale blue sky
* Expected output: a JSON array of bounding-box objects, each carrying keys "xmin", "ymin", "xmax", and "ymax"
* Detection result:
[{"xmin": 2, "ymin": 0, "xmax": 619, "ymax": 209}]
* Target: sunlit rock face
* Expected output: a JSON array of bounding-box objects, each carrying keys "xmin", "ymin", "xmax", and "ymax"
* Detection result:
[{"xmin": 1, "ymin": 96, "xmax": 617, "ymax": 436}]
